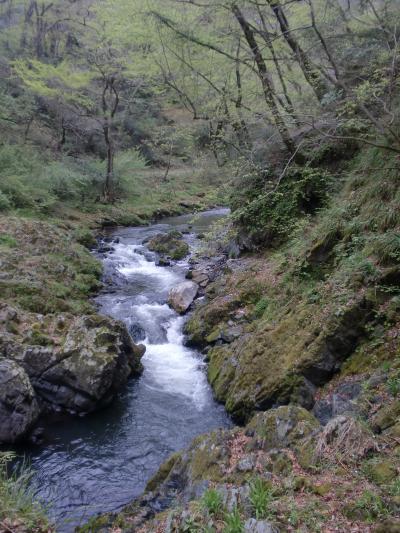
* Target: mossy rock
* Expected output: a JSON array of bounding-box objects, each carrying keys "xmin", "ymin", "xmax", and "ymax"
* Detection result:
[
  {"xmin": 372, "ymin": 400, "xmax": 400, "ymax": 433},
  {"xmin": 374, "ymin": 520, "xmax": 400, "ymax": 533},
  {"xmin": 246, "ymin": 405, "xmax": 321, "ymax": 451},
  {"xmin": 205, "ymin": 296, "xmax": 371, "ymax": 421},
  {"xmin": 365, "ymin": 460, "xmax": 397, "ymax": 485},
  {"xmin": 147, "ymin": 231, "xmax": 189, "ymax": 260},
  {"xmin": 146, "ymin": 452, "xmax": 180, "ymax": 492}
]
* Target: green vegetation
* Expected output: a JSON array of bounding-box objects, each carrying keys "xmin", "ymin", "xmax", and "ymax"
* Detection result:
[
  {"xmin": 223, "ymin": 507, "xmax": 244, "ymax": 533},
  {"xmin": 0, "ymin": 452, "xmax": 51, "ymax": 532},
  {"xmin": 201, "ymin": 488, "xmax": 223, "ymax": 517},
  {"xmin": 249, "ymin": 478, "xmax": 273, "ymax": 520}
]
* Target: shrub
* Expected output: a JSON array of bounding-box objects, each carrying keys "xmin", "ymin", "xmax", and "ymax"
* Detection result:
[
  {"xmin": 0, "ymin": 191, "xmax": 11, "ymax": 211},
  {"xmin": 231, "ymin": 166, "xmax": 333, "ymax": 247}
]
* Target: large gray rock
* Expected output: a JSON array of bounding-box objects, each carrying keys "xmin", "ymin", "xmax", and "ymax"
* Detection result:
[
  {"xmin": 16, "ymin": 315, "xmax": 145, "ymax": 413},
  {"xmin": 168, "ymin": 281, "xmax": 198, "ymax": 314},
  {"xmin": 0, "ymin": 358, "xmax": 39, "ymax": 443}
]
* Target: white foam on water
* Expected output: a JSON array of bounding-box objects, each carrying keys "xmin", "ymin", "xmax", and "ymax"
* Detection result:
[
  {"xmin": 139, "ymin": 313, "xmax": 209, "ymax": 411},
  {"xmin": 112, "ymin": 244, "xmax": 180, "ymax": 286},
  {"xmin": 107, "ymin": 241, "xmax": 209, "ymax": 410}
]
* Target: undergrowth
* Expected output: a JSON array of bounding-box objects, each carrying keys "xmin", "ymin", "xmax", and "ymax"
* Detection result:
[{"xmin": 0, "ymin": 452, "xmax": 51, "ymax": 531}]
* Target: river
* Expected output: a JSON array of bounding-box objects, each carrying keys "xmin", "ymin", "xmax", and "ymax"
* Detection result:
[{"xmin": 18, "ymin": 208, "xmax": 231, "ymax": 532}]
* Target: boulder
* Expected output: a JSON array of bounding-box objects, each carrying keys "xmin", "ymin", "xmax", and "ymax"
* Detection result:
[
  {"xmin": 168, "ymin": 281, "xmax": 198, "ymax": 314},
  {"xmin": 17, "ymin": 315, "xmax": 145, "ymax": 413},
  {"xmin": 147, "ymin": 231, "xmax": 189, "ymax": 260},
  {"xmin": 190, "ymin": 269, "xmax": 209, "ymax": 287},
  {"xmin": 0, "ymin": 358, "xmax": 39, "ymax": 443},
  {"xmin": 246, "ymin": 406, "xmax": 321, "ymax": 451}
]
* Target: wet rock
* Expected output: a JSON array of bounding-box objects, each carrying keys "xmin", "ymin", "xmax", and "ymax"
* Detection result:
[
  {"xmin": 157, "ymin": 258, "xmax": 171, "ymax": 267},
  {"xmin": 98, "ymin": 244, "xmax": 113, "ymax": 254},
  {"xmin": 128, "ymin": 322, "xmax": 146, "ymax": 343},
  {"xmin": 18, "ymin": 315, "xmax": 145, "ymax": 413},
  {"xmin": 168, "ymin": 281, "xmax": 198, "ymax": 314},
  {"xmin": 244, "ymin": 519, "xmax": 280, "ymax": 533},
  {"xmin": 147, "ymin": 231, "xmax": 189, "ymax": 260},
  {"xmin": 0, "ymin": 358, "xmax": 39, "ymax": 443}
]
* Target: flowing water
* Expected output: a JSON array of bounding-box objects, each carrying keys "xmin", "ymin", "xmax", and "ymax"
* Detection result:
[{"xmin": 17, "ymin": 209, "xmax": 231, "ymax": 532}]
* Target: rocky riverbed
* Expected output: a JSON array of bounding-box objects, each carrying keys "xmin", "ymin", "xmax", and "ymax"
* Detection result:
[{"xmin": 6, "ymin": 209, "xmax": 231, "ymax": 531}]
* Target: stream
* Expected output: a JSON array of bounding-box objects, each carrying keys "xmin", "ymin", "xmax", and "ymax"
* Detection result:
[{"xmin": 18, "ymin": 209, "xmax": 231, "ymax": 532}]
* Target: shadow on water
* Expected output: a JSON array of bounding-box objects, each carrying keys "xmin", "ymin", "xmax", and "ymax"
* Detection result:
[{"xmin": 13, "ymin": 208, "xmax": 232, "ymax": 532}]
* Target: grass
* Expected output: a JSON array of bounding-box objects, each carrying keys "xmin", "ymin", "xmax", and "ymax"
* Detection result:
[
  {"xmin": 249, "ymin": 478, "xmax": 273, "ymax": 519},
  {"xmin": 223, "ymin": 506, "xmax": 243, "ymax": 533},
  {"xmin": 201, "ymin": 488, "xmax": 223, "ymax": 517},
  {"xmin": 0, "ymin": 452, "xmax": 52, "ymax": 531},
  {"xmin": 0, "ymin": 234, "xmax": 17, "ymax": 247}
]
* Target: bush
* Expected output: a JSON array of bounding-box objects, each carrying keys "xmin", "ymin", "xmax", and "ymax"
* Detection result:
[
  {"xmin": 231, "ymin": 166, "xmax": 333, "ymax": 247},
  {"xmin": 0, "ymin": 191, "xmax": 11, "ymax": 211}
]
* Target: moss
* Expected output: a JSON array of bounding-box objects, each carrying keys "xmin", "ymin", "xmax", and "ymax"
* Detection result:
[
  {"xmin": 29, "ymin": 330, "xmax": 54, "ymax": 346},
  {"xmin": 205, "ymin": 327, "xmax": 222, "ymax": 343},
  {"xmin": 364, "ymin": 459, "xmax": 398, "ymax": 485},
  {"xmin": 187, "ymin": 430, "xmax": 231, "ymax": 483},
  {"xmin": 146, "ymin": 452, "xmax": 180, "ymax": 492},
  {"xmin": 372, "ymin": 400, "xmax": 400, "ymax": 432},
  {"xmin": 310, "ymin": 482, "xmax": 332, "ymax": 496},
  {"xmin": 343, "ymin": 490, "xmax": 390, "ymax": 522},
  {"xmin": 147, "ymin": 231, "xmax": 189, "ymax": 259},
  {"xmin": 207, "ymin": 345, "xmax": 236, "ymax": 403},
  {"xmin": 246, "ymin": 406, "xmax": 320, "ymax": 451},
  {"xmin": 74, "ymin": 228, "xmax": 97, "ymax": 249}
]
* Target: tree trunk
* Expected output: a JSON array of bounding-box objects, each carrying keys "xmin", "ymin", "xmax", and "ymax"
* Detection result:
[
  {"xmin": 267, "ymin": 0, "xmax": 329, "ymax": 101},
  {"xmin": 103, "ymin": 120, "xmax": 114, "ymax": 203},
  {"xmin": 232, "ymin": 4, "xmax": 295, "ymax": 153}
]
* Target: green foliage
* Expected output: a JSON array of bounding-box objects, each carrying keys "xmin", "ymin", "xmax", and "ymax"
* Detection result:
[
  {"xmin": 387, "ymin": 373, "xmax": 400, "ymax": 396},
  {"xmin": 223, "ymin": 506, "xmax": 244, "ymax": 533},
  {"xmin": 249, "ymin": 478, "xmax": 273, "ymax": 519},
  {"xmin": 231, "ymin": 166, "xmax": 333, "ymax": 247},
  {"xmin": 0, "ymin": 452, "xmax": 51, "ymax": 529},
  {"xmin": 253, "ymin": 298, "xmax": 269, "ymax": 318},
  {"xmin": 0, "ymin": 234, "xmax": 17, "ymax": 247},
  {"xmin": 201, "ymin": 488, "xmax": 223, "ymax": 517},
  {"xmin": 352, "ymin": 490, "xmax": 389, "ymax": 522},
  {"xmin": 0, "ymin": 191, "xmax": 11, "ymax": 211}
]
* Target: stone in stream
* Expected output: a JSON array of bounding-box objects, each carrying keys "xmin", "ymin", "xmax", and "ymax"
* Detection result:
[
  {"xmin": 168, "ymin": 281, "xmax": 198, "ymax": 314},
  {"xmin": 128, "ymin": 322, "xmax": 147, "ymax": 343},
  {"xmin": 147, "ymin": 231, "xmax": 189, "ymax": 260},
  {"xmin": 0, "ymin": 358, "xmax": 39, "ymax": 443},
  {"xmin": 25, "ymin": 316, "xmax": 145, "ymax": 413}
]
